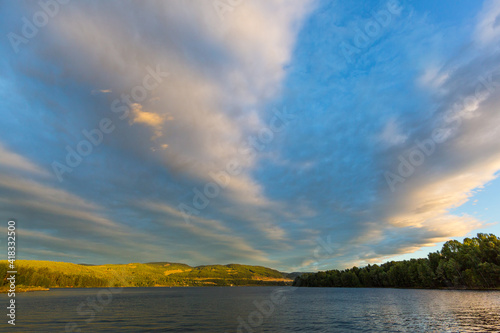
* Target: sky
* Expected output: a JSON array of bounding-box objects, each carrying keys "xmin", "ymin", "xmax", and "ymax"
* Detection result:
[{"xmin": 1, "ymin": 0, "xmax": 499, "ymax": 272}]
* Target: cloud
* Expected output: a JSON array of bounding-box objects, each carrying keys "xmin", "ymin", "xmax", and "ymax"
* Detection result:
[
  {"xmin": 475, "ymin": 0, "xmax": 500, "ymax": 46},
  {"xmin": 130, "ymin": 103, "xmax": 164, "ymax": 128},
  {"xmin": 40, "ymin": 0, "xmax": 314, "ymax": 211},
  {"xmin": 275, "ymin": 0, "xmax": 500, "ymax": 271},
  {"xmin": 0, "ymin": 0, "xmax": 314, "ymax": 268},
  {"xmin": 0, "ymin": 143, "xmax": 49, "ymax": 177},
  {"xmin": 91, "ymin": 89, "xmax": 112, "ymax": 95},
  {"xmin": 129, "ymin": 103, "xmax": 165, "ymax": 139},
  {"xmin": 1, "ymin": 0, "xmax": 500, "ymax": 272},
  {"xmin": 378, "ymin": 118, "xmax": 408, "ymax": 146}
]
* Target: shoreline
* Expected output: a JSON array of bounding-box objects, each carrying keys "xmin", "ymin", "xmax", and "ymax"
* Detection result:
[
  {"xmin": 0, "ymin": 284, "xmax": 293, "ymax": 293},
  {"xmin": 3, "ymin": 285, "xmax": 499, "ymax": 293},
  {"xmin": 0, "ymin": 286, "xmax": 50, "ymax": 293},
  {"xmin": 293, "ymin": 285, "xmax": 500, "ymax": 291}
]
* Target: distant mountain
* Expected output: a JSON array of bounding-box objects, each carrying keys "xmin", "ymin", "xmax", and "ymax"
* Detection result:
[
  {"xmin": 0, "ymin": 260, "xmax": 293, "ymax": 291},
  {"xmin": 284, "ymin": 272, "xmax": 310, "ymax": 280}
]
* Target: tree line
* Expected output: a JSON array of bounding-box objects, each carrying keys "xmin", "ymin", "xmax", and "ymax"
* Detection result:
[
  {"xmin": 294, "ymin": 233, "xmax": 500, "ymax": 289},
  {"xmin": 0, "ymin": 266, "xmax": 109, "ymax": 288}
]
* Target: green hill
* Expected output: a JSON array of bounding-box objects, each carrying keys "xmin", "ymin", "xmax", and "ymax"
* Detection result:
[{"xmin": 0, "ymin": 260, "xmax": 292, "ymax": 291}]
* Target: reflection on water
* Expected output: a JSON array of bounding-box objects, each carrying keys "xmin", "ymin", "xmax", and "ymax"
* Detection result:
[{"xmin": 1, "ymin": 287, "xmax": 499, "ymax": 332}]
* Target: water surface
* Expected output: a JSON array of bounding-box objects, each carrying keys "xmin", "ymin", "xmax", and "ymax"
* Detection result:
[{"xmin": 1, "ymin": 287, "xmax": 499, "ymax": 332}]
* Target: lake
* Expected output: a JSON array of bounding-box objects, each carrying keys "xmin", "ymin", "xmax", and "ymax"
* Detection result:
[{"xmin": 1, "ymin": 287, "xmax": 499, "ymax": 332}]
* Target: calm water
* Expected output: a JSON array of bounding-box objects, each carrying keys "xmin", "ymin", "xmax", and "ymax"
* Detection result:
[{"xmin": 1, "ymin": 287, "xmax": 499, "ymax": 332}]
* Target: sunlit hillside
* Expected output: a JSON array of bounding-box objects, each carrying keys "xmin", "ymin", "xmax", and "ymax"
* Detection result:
[{"xmin": 0, "ymin": 261, "xmax": 291, "ymax": 291}]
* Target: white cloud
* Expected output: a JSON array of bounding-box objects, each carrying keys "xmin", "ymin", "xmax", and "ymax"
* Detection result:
[
  {"xmin": 48, "ymin": 0, "xmax": 313, "ymax": 212},
  {"xmin": 475, "ymin": 0, "xmax": 500, "ymax": 46},
  {"xmin": 0, "ymin": 143, "xmax": 49, "ymax": 177},
  {"xmin": 378, "ymin": 118, "xmax": 408, "ymax": 146}
]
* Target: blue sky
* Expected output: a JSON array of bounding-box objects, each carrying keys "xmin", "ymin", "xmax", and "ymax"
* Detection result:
[{"xmin": 1, "ymin": 0, "xmax": 499, "ymax": 272}]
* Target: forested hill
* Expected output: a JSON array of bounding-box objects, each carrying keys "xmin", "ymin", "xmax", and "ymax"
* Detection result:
[
  {"xmin": 294, "ymin": 233, "xmax": 500, "ymax": 289},
  {"xmin": 0, "ymin": 261, "xmax": 292, "ymax": 290}
]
